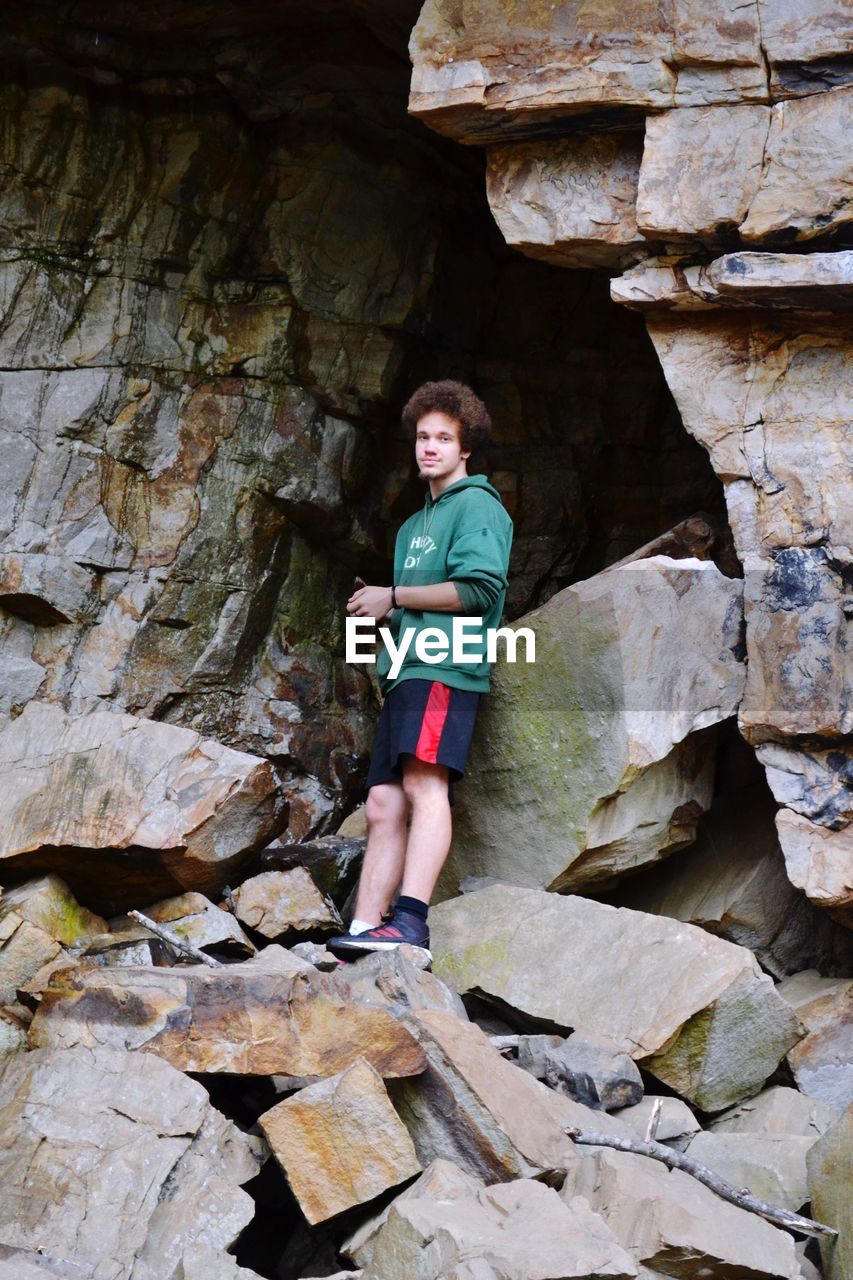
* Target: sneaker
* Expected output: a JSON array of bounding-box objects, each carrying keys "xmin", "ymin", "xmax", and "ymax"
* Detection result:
[{"xmin": 328, "ymin": 910, "xmax": 431, "ymax": 962}]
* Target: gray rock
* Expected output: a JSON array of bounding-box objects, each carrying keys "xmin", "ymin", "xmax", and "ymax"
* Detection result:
[
  {"xmin": 778, "ymin": 972, "xmax": 853, "ymax": 1111},
  {"xmin": 391, "ymin": 1008, "xmax": 627, "ymax": 1183},
  {"xmin": 343, "ymin": 1159, "xmax": 483, "ymax": 1270},
  {"xmin": 685, "ymin": 1130, "xmax": 816, "ymax": 1212},
  {"xmin": 231, "ymin": 868, "xmax": 342, "ymax": 941},
  {"xmin": 807, "ymin": 1105, "xmax": 853, "ymax": 1280},
  {"xmin": 0, "ymin": 1046, "xmax": 262, "ymax": 1280},
  {"xmin": 332, "ymin": 946, "xmax": 468, "ymax": 1022},
  {"xmin": 563, "ymin": 1146, "xmax": 800, "ymax": 1279},
  {"xmin": 431, "ymin": 885, "xmax": 804, "ymax": 1110},
  {"xmin": 363, "ymin": 1180, "xmax": 638, "ymax": 1280},
  {"xmin": 517, "ymin": 1031, "xmax": 643, "ymax": 1112},
  {"xmin": 710, "ymin": 1085, "xmax": 839, "ymax": 1138},
  {"xmin": 612, "ymin": 1096, "xmax": 700, "ymax": 1150}
]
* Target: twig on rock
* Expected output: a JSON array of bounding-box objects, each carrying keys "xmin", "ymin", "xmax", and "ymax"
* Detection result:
[
  {"xmin": 564, "ymin": 1125, "xmax": 837, "ymax": 1240},
  {"xmin": 128, "ymin": 909, "xmax": 222, "ymax": 967},
  {"xmin": 644, "ymin": 1097, "xmax": 663, "ymax": 1143},
  {"xmin": 490, "ymin": 1034, "xmax": 520, "ymax": 1055}
]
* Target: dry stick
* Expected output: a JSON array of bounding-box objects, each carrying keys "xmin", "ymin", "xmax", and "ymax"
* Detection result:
[
  {"xmin": 128, "ymin": 909, "xmax": 222, "ymax": 968},
  {"xmin": 644, "ymin": 1097, "xmax": 663, "ymax": 1143},
  {"xmin": 564, "ymin": 1126, "xmax": 836, "ymax": 1240}
]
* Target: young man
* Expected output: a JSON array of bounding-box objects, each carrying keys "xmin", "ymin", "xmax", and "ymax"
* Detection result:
[{"xmin": 329, "ymin": 380, "xmax": 513, "ymax": 962}]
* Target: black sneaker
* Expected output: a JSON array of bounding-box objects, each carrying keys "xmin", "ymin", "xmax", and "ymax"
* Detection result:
[{"xmin": 327, "ymin": 911, "xmax": 431, "ymax": 962}]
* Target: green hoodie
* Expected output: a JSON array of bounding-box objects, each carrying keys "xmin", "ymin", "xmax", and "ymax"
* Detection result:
[{"xmin": 376, "ymin": 474, "xmax": 513, "ymax": 695}]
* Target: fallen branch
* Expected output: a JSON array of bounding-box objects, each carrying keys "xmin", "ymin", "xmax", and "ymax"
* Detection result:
[
  {"xmin": 564, "ymin": 1125, "xmax": 837, "ymax": 1240},
  {"xmin": 643, "ymin": 1098, "xmax": 663, "ymax": 1143},
  {"xmin": 128, "ymin": 910, "xmax": 222, "ymax": 968}
]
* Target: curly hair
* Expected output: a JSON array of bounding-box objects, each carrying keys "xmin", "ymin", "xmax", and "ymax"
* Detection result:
[{"xmin": 401, "ymin": 380, "xmax": 492, "ymax": 461}]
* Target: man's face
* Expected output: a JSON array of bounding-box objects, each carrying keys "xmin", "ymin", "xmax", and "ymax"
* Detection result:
[{"xmin": 415, "ymin": 411, "xmax": 470, "ymax": 482}]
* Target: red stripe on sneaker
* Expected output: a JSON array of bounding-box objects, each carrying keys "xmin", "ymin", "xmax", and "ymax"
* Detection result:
[{"xmin": 415, "ymin": 682, "xmax": 450, "ymax": 764}]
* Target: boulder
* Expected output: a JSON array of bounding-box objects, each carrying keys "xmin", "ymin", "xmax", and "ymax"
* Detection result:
[
  {"xmin": 0, "ymin": 875, "xmax": 107, "ymax": 946},
  {"xmin": 343, "ymin": 1159, "xmax": 484, "ymax": 1270},
  {"xmin": 710, "ymin": 1085, "xmax": 839, "ymax": 1138},
  {"xmin": 391, "ymin": 1008, "xmax": 625, "ymax": 1183},
  {"xmin": 28, "ymin": 959, "xmax": 426, "ymax": 1080},
  {"xmin": 612, "ymin": 1096, "xmax": 700, "ymax": 1150},
  {"xmin": 0, "ymin": 1045, "xmax": 262, "ymax": 1280},
  {"xmin": 563, "ymin": 1146, "xmax": 800, "ymax": 1279},
  {"xmin": 119, "ymin": 891, "xmax": 255, "ymax": 957},
  {"xmin": 807, "ymin": 1105, "xmax": 853, "ymax": 1280},
  {"xmin": 685, "ymin": 1130, "xmax": 815, "ymax": 1212},
  {"xmin": 173, "ymin": 1244, "xmax": 265, "ymax": 1280},
  {"xmin": 0, "ymin": 701, "xmax": 285, "ymax": 912},
  {"xmin": 516, "ymin": 1031, "xmax": 643, "ymax": 1112},
  {"xmin": 486, "ymin": 134, "xmax": 647, "ymax": 270},
  {"xmin": 0, "ymin": 1248, "xmax": 94, "ymax": 1279},
  {"xmin": 775, "ymin": 810, "xmax": 853, "ymax": 929},
  {"xmin": 231, "ymin": 867, "xmax": 341, "ymax": 941},
  {"xmin": 0, "ymin": 911, "xmax": 61, "ymax": 1009},
  {"xmin": 261, "ymin": 834, "xmax": 365, "ymax": 904},
  {"xmin": 611, "ymin": 753, "xmax": 851, "ymax": 977},
  {"xmin": 364, "ymin": 1179, "xmax": 638, "ymax": 1280},
  {"xmin": 259, "ymin": 1057, "xmax": 421, "ymax": 1225},
  {"xmin": 431, "ymin": 885, "xmax": 803, "ymax": 1110},
  {"xmin": 331, "ymin": 946, "xmax": 468, "ymax": 1022},
  {"xmin": 443, "ymin": 556, "xmax": 744, "ymax": 897},
  {"xmin": 778, "ymin": 971, "xmax": 853, "ymax": 1111}
]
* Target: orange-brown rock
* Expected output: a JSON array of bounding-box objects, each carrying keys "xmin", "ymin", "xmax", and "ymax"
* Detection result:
[
  {"xmin": 260, "ymin": 1056, "xmax": 421, "ymax": 1224},
  {"xmin": 28, "ymin": 959, "xmax": 427, "ymax": 1080}
]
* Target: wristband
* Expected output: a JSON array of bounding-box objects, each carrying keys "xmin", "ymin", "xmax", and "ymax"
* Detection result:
[{"xmin": 391, "ymin": 585, "xmax": 398, "ymax": 609}]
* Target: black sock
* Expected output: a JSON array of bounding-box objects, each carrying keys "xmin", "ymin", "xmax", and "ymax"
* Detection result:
[{"xmin": 396, "ymin": 895, "xmax": 429, "ymax": 921}]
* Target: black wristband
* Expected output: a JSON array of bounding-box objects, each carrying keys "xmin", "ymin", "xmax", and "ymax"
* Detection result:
[{"xmin": 391, "ymin": 585, "xmax": 398, "ymax": 609}]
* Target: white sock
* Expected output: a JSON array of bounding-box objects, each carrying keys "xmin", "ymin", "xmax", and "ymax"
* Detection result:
[{"xmin": 349, "ymin": 918, "xmax": 376, "ymax": 936}]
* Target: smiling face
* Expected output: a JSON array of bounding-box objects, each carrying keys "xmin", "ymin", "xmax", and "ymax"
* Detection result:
[{"xmin": 415, "ymin": 411, "xmax": 471, "ymax": 494}]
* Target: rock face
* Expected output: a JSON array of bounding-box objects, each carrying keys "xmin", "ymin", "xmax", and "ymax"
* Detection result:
[
  {"xmin": 0, "ymin": 1045, "xmax": 262, "ymax": 1280},
  {"xmin": 443, "ymin": 556, "xmax": 744, "ymax": 897},
  {"xmin": 431, "ymin": 886, "xmax": 803, "ymax": 1110},
  {"xmin": 0, "ymin": 701, "xmax": 285, "ymax": 911},
  {"xmin": 28, "ymin": 960, "xmax": 427, "ymax": 1080},
  {"xmin": 259, "ymin": 1057, "xmax": 421, "ymax": 1225}
]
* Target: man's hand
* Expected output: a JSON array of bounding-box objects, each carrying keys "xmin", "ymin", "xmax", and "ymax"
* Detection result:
[{"xmin": 347, "ymin": 585, "xmax": 393, "ymax": 620}]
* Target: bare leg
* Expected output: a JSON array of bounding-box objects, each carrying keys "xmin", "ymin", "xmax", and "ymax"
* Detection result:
[
  {"xmin": 352, "ymin": 780, "xmax": 409, "ymax": 925},
  {"xmin": 400, "ymin": 756, "xmax": 452, "ymax": 904}
]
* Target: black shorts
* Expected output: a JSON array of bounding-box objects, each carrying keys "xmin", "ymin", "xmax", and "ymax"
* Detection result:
[{"xmin": 365, "ymin": 679, "xmax": 481, "ymax": 806}]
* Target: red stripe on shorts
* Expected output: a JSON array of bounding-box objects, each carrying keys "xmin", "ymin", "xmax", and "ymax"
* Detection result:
[{"xmin": 414, "ymin": 681, "xmax": 451, "ymax": 764}]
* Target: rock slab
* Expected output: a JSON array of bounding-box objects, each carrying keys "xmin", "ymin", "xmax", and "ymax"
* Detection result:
[
  {"xmin": 0, "ymin": 1045, "xmax": 261, "ymax": 1280},
  {"xmin": 431, "ymin": 885, "xmax": 803, "ymax": 1110},
  {"xmin": 259, "ymin": 1057, "xmax": 421, "ymax": 1225},
  {"xmin": 0, "ymin": 701, "xmax": 285, "ymax": 912}
]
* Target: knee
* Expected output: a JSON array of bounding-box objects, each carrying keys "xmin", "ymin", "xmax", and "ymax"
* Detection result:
[
  {"xmin": 401, "ymin": 761, "xmax": 448, "ymax": 807},
  {"xmin": 365, "ymin": 784, "xmax": 407, "ymax": 827}
]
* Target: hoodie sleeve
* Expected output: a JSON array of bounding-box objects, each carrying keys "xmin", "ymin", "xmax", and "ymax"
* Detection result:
[{"xmin": 445, "ymin": 507, "xmax": 512, "ymax": 615}]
